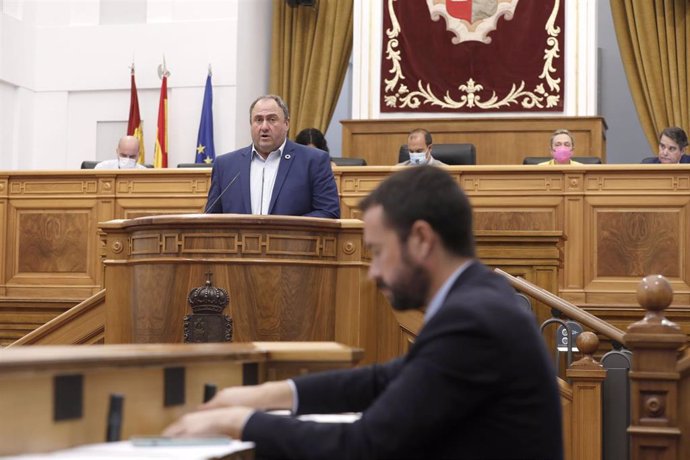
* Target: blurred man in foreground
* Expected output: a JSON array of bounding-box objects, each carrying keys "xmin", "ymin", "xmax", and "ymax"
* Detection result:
[{"xmin": 165, "ymin": 166, "xmax": 563, "ymax": 460}]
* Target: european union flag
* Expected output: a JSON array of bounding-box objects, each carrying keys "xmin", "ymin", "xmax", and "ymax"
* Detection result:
[{"xmin": 195, "ymin": 74, "xmax": 215, "ymax": 164}]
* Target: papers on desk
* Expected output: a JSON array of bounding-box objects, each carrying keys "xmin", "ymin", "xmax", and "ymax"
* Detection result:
[
  {"xmin": 3, "ymin": 414, "xmax": 358, "ymax": 459},
  {"xmin": 1, "ymin": 438, "xmax": 254, "ymax": 459},
  {"xmin": 267, "ymin": 410, "xmax": 362, "ymax": 423},
  {"xmin": 298, "ymin": 413, "xmax": 362, "ymax": 423}
]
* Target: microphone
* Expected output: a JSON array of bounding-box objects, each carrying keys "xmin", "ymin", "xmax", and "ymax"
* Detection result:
[{"xmin": 204, "ymin": 171, "xmax": 240, "ymax": 213}]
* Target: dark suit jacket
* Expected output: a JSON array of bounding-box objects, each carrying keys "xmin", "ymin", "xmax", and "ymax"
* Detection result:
[
  {"xmin": 205, "ymin": 140, "xmax": 340, "ymax": 218},
  {"xmin": 243, "ymin": 262, "xmax": 563, "ymax": 459},
  {"xmin": 641, "ymin": 154, "xmax": 690, "ymax": 163}
]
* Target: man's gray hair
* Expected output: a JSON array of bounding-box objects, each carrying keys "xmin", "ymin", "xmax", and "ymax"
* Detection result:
[{"xmin": 249, "ymin": 95, "xmax": 290, "ymax": 121}]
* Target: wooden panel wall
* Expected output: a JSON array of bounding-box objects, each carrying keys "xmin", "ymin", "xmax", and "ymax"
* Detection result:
[
  {"xmin": 0, "ymin": 170, "xmax": 208, "ymax": 300},
  {"xmin": 341, "ymin": 116, "xmax": 607, "ymax": 165},
  {"xmin": 335, "ymin": 165, "xmax": 690, "ymax": 338},
  {"xmin": 3, "ymin": 165, "xmax": 690, "ymax": 345}
]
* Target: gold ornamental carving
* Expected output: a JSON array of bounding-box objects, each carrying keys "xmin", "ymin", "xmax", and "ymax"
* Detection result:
[
  {"xmin": 643, "ymin": 394, "xmax": 665, "ymax": 418},
  {"xmin": 343, "ymin": 241, "xmax": 356, "ymax": 255},
  {"xmin": 111, "ymin": 240, "xmax": 124, "ymax": 254},
  {"xmin": 383, "ymin": 0, "xmax": 562, "ymax": 110}
]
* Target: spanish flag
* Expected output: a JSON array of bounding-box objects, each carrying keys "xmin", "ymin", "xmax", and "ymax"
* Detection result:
[
  {"xmin": 127, "ymin": 67, "xmax": 145, "ymax": 165},
  {"xmin": 154, "ymin": 74, "xmax": 168, "ymax": 168}
]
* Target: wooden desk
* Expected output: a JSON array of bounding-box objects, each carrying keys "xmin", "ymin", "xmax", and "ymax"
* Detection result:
[
  {"xmin": 0, "ymin": 341, "xmax": 362, "ymax": 456},
  {"xmin": 341, "ymin": 116, "xmax": 607, "ymax": 166},
  {"xmin": 3, "ymin": 165, "xmax": 690, "ymax": 343},
  {"xmin": 335, "ymin": 165, "xmax": 690, "ymax": 311},
  {"xmin": 99, "ymin": 215, "xmax": 378, "ymax": 363}
]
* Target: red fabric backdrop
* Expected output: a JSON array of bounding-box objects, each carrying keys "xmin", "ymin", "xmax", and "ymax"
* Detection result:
[{"xmin": 380, "ymin": 0, "xmax": 565, "ymax": 113}]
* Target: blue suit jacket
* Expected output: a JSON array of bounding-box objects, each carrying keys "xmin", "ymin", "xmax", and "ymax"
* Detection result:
[
  {"xmin": 243, "ymin": 262, "xmax": 563, "ymax": 459},
  {"xmin": 205, "ymin": 140, "xmax": 340, "ymax": 218},
  {"xmin": 641, "ymin": 154, "xmax": 690, "ymax": 163}
]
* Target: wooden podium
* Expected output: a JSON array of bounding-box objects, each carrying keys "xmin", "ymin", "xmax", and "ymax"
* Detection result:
[{"xmin": 99, "ymin": 215, "xmax": 378, "ymax": 361}]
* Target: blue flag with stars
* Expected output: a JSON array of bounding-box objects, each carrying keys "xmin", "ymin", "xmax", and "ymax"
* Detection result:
[{"xmin": 195, "ymin": 74, "xmax": 215, "ymax": 164}]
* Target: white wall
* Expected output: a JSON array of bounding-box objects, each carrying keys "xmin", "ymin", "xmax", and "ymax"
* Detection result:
[
  {"xmin": 597, "ymin": 1, "xmax": 648, "ymax": 163},
  {"xmin": 0, "ymin": 0, "xmax": 272, "ymax": 170}
]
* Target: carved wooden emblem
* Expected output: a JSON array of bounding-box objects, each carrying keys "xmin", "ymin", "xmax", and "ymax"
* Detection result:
[{"xmin": 183, "ymin": 272, "xmax": 232, "ymax": 343}]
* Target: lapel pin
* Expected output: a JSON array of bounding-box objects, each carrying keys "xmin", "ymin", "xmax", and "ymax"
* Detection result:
[{"xmin": 284, "ymin": 154, "xmax": 291, "ymax": 160}]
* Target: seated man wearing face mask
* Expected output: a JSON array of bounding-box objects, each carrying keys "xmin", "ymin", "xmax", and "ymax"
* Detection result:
[
  {"xmin": 95, "ymin": 135, "xmax": 148, "ymax": 170},
  {"xmin": 539, "ymin": 129, "xmax": 582, "ymax": 165},
  {"xmin": 397, "ymin": 128, "xmax": 446, "ymax": 167}
]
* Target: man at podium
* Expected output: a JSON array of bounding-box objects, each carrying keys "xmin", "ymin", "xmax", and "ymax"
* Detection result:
[
  {"xmin": 166, "ymin": 167, "xmax": 563, "ymax": 459},
  {"xmin": 204, "ymin": 95, "xmax": 340, "ymax": 218}
]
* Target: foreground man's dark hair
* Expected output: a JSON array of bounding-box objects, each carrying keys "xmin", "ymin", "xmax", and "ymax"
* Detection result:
[{"xmin": 359, "ymin": 166, "xmax": 475, "ymax": 258}]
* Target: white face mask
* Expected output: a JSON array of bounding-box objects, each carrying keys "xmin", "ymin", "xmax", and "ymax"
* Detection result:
[
  {"xmin": 118, "ymin": 157, "xmax": 137, "ymax": 169},
  {"xmin": 409, "ymin": 151, "xmax": 428, "ymax": 165}
]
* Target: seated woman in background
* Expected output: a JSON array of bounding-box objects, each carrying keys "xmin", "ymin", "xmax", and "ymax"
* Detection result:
[
  {"xmin": 295, "ymin": 128, "xmax": 329, "ymax": 153},
  {"xmin": 539, "ymin": 129, "xmax": 582, "ymax": 165},
  {"xmin": 641, "ymin": 126, "xmax": 689, "ymax": 164}
]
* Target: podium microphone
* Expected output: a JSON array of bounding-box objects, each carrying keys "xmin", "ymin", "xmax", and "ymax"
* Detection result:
[{"xmin": 204, "ymin": 171, "xmax": 240, "ymax": 213}]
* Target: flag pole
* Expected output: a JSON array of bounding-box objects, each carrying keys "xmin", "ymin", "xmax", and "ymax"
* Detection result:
[
  {"xmin": 127, "ymin": 60, "xmax": 145, "ymax": 165},
  {"xmin": 154, "ymin": 56, "xmax": 169, "ymax": 168}
]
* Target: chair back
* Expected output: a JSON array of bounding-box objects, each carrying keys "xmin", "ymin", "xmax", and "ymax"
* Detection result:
[
  {"xmin": 81, "ymin": 161, "xmax": 154, "ymax": 169},
  {"xmin": 522, "ymin": 156, "xmax": 603, "ymax": 165},
  {"xmin": 331, "ymin": 157, "xmax": 367, "ymax": 166},
  {"xmin": 177, "ymin": 163, "xmax": 213, "ymax": 168},
  {"xmin": 80, "ymin": 161, "xmax": 99, "ymax": 169},
  {"xmin": 399, "ymin": 144, "xmax": 476, "ymax": 165}
]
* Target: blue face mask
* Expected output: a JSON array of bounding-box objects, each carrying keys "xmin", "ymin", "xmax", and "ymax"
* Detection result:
[{"xmin": 409, "ymin": 151, "xmax": 428, "ymax": 165}]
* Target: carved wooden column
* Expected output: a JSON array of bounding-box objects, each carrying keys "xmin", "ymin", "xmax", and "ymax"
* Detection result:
[
  {"xmin": 566, "ymin": 331, "xmax": 606, "ymax": 460},
  {"xmin": 626, "ymin": 275, "xmax": 686, "ymax": 460}
]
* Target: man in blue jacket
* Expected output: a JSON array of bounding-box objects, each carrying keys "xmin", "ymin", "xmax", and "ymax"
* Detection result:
[
  {"xmin": 205, "ymin": 95, "xmax": 340, "ymax": 218},
  {"xmin": 641, "ymin": 126, "xmax": 690, "ymax": 164},
  {"xmin": 167, "ymin": 166, "xmax": 563, "ymax": 460}
]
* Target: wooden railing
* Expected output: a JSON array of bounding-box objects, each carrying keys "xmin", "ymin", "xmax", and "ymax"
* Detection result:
[
  {"xmin": 497, "ymin": 269, "xmax": 690, "ymax": 460},
  {"xmin": 495, "ymin": 268, "xmax": 626, "ymax": 345},
  {"xmin": 625, "ymin": 275, "xmax": 687, "ymax": 460},
  {"xmin": 8, "ymin": 290, "xmax": 105, "ymax": 346}
]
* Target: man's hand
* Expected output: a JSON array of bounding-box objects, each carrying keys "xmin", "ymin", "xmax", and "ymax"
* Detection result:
[
  {"xmin": 202, "ymin": 380, "xmax": 294, "ymax": 411},
  {"xmin": 162, "ymin": 381, "xmax": 295, "ymax": 439},
  {"xmin": 162, "ymin": 406, "xmax": 254, "ymax": 438}
]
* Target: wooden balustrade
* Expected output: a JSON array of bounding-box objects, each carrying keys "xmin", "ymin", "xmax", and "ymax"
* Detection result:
[
  {"xmin": 500, "ymin": 270, "xmax": 690, "ymax": 460},
  {"xmin": 625, "ymin": 275, "xmax": 687, "ymax": 460},
  {"xmin": 566, "ymin": 332, "xmax": 606, "ymax": 460}
]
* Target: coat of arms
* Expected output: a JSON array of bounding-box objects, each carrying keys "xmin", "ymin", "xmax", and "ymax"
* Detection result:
[{"xmin": 427, "ymin": 0, "xmax": 520, "ymax": 44}]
